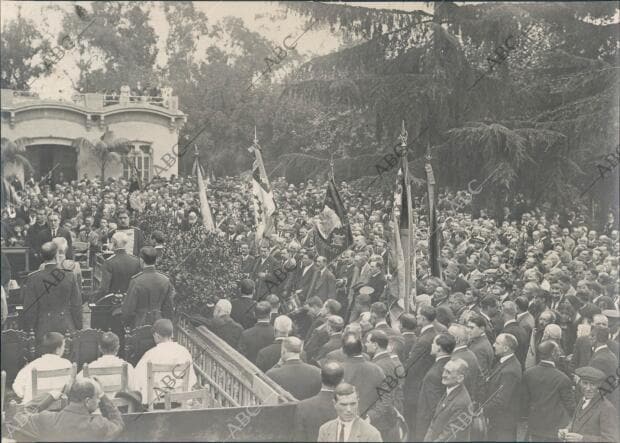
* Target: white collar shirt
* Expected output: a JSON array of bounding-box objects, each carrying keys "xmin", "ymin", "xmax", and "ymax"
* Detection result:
[
  {"xmin": 500, "ymin": 353, "xmax": 515, "ymax": 364},
  {"xmin": 134, "ymin": 341, "xmax": 198, "ymax": 404},
  {"xmin": 336, "ymin": 418, "xmax": 354, "ymax": 442},
  {"xmin": 13, "ymin": 354, "xmax": 73, "ymax": 402}
]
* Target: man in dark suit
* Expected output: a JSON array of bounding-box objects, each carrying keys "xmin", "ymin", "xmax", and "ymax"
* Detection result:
[
  {"xmin": 230, "ymin": 279, "xmax": 257, "ymax": 330},
  {"xmin": 36, "ymin": 212, "xmax": 73, "ymax": 259},
  {"xmin": 22, "ymin": 242, "xmax": 82, "ymax": 338},
  {"xmin": 113, "ymin": 210, "xmax": 144, "ymax": 256},
  {"xmin": 522, "ymin": 341, "xmax": 576, "ymax": 441},
  {"xmin": 205, "ymin": 299, "xmax": 243, "ymax": 348},
  {"xmin": 403, "ymin": 305, "xmax": 438, "ymax": 433},
  {"xmin": 26, "ymin": 208, "xmax": 49, "ymax": 268},
  {"xmin": 304, "ymin": 300, "xmax": 341, "ymax": 361},
  {"xmin": 310, "ymin": 256, "xmax": 337, "ymax": 302},
  {"xmin": 238, "ymin": 301, "xmax": 274, "ymax": 363},
  {"xmin": 501, "ymin": 300, "xmax": 529, "ymax": 367},
  {"xmin": 588, "ymin": 326, "xmax": 620, "ymax": 406},
  {"xmin": 97, "ymin": 232, "xmax": 141, "ymax": 299},
  {"xmin": 292, "ymin": 249, "xmax": 319, "ymax": 303},
  {"xmin": 397, "ymin": 313, "xmax": 417, "ymax": 365},
  {"xmin": 252, "ymin": 243, "xmax": 280, "ymax": 300},
  {"xmin": 121, "ymin": 247, "xmax": 174, "ymax": 328},
  {"xmin": 571, "ymin": 314, "xmax": 619, "ymax": 371},
  {"xmin": 339, "ymin": 333, "xmax": 392, "ymax": 434},
  {"xmin": 424, "ymin": 358, "xmax": 474, "ymax": 442},
  {"xmin": 256, "ymin": 315, "xmax": 292, "ymax": 372},
  {"xmin": 466, "ymin": 314, "xmax": 495, "ymax": 378},
  {"xmin": 366, "ymin": 259, "xmax": 386, "ymax": 304},
  {"xmin": 370, "ymin": 302, "xmax": 404, "ymax": 359},
  {"xmin": 293, "ymin": 361, "xmax": 344, "ymax": 442},
  {"xmin": 478, "ymin": 296, "xmax": 500, "ymax": 344},
  {"xmin": 239, "ymin": 243, "xmax": 255, "ymax": 276},
  {"xmin": 365, "ymin": 329, "xmax": 403, "ymax": 441},
  {"xmin": 416, "ymin": 333, "xmax": 455, "ymax": 441},
  {"xmin": 559, "ymin": 366, "xmax": 619, "ymax": 443},
  {"xmin": 483, "ymin": 333, "xmax": 523, "ymax": 442},
  {"xmin": 315, "ymin": 315, "xmax": 344, "ymax": 364},
  {"xmin": 266, "ymin": 337, "xmax": 321, "ymax": 400},
  {"xmin": 516, "ymin": 296, "xmax": 535, "ymax": 340},
  {"xmin": 449, "ymin": 323, "xmax": 482, "ymax": 403}
]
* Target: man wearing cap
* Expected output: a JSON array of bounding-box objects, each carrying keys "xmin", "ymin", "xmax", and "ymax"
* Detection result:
[
  {"xmin": 121, "ymin": 246, "xmax": 175, "ymax": 328},
  {"xmin": 266, "ymin": 336, "xmax": 321, "ymax": 400},
  {"xmin": 559, "ymin": 366, "xmax": 619, "ymax": 442}
]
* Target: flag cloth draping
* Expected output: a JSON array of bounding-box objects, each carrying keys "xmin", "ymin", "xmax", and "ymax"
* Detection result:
[
  {"xmin": 314, "ymin": 177, "xmax": 352, "ymax": 261},
  {"xmin": 193, "ymin": 157, "xmax": 216, "ymax": 232},
  {"xmin": 249, "ymin": 145, "xmax": 276, "ymax": 242}
]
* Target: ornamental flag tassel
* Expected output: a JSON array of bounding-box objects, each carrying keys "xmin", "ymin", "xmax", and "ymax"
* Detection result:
[
  {"xmin": 248, "ymin": 128, "xmax": 276, "ymax": 242},
  {"xmin": 425, "ymin": 143, "xmax": 442, "ymax": 278},
  {"xmin": 193, "ymin": 145, "xmax": 215, "ymax": 232}
]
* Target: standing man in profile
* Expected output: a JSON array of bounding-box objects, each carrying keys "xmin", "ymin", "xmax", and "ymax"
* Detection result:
[
  {"xmin": 122, "ymin": 246, "xmax": 175, "ymax": 328},
  {"xmin": 22, "ymin": 242, "xmax": 82, "ymax": 338},
  {"xmin": 113, "ymin": 210, "xmax": 144, "ymax": 256},
  {"xmin": 317, "ymin": 383, "xmax": 382, "ymax": 442},
  {"xmin": 97, "ymin": 232, "xmax": 141, "ymax": 299}
]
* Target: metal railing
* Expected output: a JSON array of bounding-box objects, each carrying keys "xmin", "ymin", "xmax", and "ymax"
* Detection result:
[{"xmin": 175, "ymin": 313, "xmax": 296, "ymax": 408}]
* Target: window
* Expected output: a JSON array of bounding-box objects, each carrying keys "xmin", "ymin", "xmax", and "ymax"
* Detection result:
[{"xmin": 122, "ymin": 144, "xmax": 152, "ymax": 182}]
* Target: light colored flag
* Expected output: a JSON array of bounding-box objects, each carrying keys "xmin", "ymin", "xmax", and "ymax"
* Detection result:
[
  {"xmin": 193, "ymin": 155, "xmax": 215, "ymax": 231},
  {"xmin": 248, "ymin": 135, "xmax": 276, "ymax": 242}
]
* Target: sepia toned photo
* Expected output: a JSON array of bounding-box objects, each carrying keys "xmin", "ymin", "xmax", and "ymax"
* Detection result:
[{"xmin": 0, "ymin": 1, "xmax": 619, "ymax": 441}]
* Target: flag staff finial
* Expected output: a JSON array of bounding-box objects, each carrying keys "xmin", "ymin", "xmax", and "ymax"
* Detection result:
[
  {"xmin": 399, "ymin": 120, "xmax": 408, "ymax": 148},
  {"xmin": 425, "ymin": 141, "xmax": 432, "ymax": 162}
]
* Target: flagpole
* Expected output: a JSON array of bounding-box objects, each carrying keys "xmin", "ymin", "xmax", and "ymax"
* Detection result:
[{"xmin": 399, "ymin": 121, "xmax": 414, "ymax": 314}]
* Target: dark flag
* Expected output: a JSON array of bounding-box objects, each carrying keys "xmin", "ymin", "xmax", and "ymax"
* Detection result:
[
  {"xmin": 314, "ymin": 177, "xmax": 352, "ymax": 261},
  {"xmin": 127, "ymin": 176, "xmax": 143, "ymax": 213},
  {"xmin": 425, "ymin": 157, "xmax": 442, "ymax": 278}
]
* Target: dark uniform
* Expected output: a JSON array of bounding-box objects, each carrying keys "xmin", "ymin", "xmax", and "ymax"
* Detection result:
[
  {"xmin": 21, "ymin": 263, "xmax": 82, "ymax": 338},
  {"xmin": 121, "ymin": 266, "xmax": 174, "ymax": 328},
  {"xmin": 113, "ymin": 227, "xmax": 144, "ymax": 257},
  {"xmin": 97, "ymin": 249, "xmax": 141, "ymax": 299}
]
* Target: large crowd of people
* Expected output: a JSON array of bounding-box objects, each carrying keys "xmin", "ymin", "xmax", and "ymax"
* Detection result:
[{"xmin": 1, "ymin": 170, "xmax": 619, "ymax": 442}]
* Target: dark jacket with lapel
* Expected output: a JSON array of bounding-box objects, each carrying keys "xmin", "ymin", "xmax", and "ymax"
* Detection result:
[
  {"xmin": 266, "ymin": 358, "xmax": 321, "ymax": 400},
  {"xmin": 397, "ymin": 332, "xmax": 417, "ymax": 365},
  {"xmin": 98, "ymin": 249, "xmax": 141, "ymax": 298},
  {"xmin": 238, "ymin": 321, "xmax": 274, "ymax": 363},
  {"xmin": 35, "ymin": 227, "xmax": 73, "ymax": 259},
  {"xmin": 311, "ymin": 268, "xmax": 337, "ymax": 302},
  {"xmin": 316, "ymin": 333, "xmax": 343, "ymax": 363},
  {"xmin": 404, "ymin": 325, "xmax": 437, "ymax": 404},
  {"xmin": 469, "ymin": 334, "xmax": 495, "ymax": 378},
  {"xmin": 484, "ymin": 354, "xmax": 522, "ymax": 441},
  {"xmin": 502, "ymin": 320, "xmax": 529, "ymax": 366},
  {"xmin": 294, "ymin": 390, "xmax": 337, "ymax": 442},
  {"xmin": 568, "ymin": 397, "xmax": 619, "ymax": 443},
  {"xmin": 252, "ymin": 255, "xmax": 280, "ymax": 299},
  {"xmin": 121, "ymin": 267, "xmax": 174, "ymax": 328},
  {"xmin": 416, "ymin": 355, "xmax": 449, "ymax": 441},
  {"xmin": 522, "ymin": 361, "xmax": 575, "ymax": 438},
  {"xmin": 206, "ymin": 315, "xmax": 243, "ymax": 348},
  {"xmin": 424, "ymin": 383, "xmax": 473, "ymax": 442},
  {"xmin": 230, "ymin": 296, "xmax": 256, "ymax": 330},
  {"xmin": 293, "ymin": 263, "xmax": 319, "ymax": 301},
  {"xmin": 256, "ymin": 340, "xmax": 283, "ymax": 373},
  {"xmin": 452, "ymin": 346, "xmax": 483, "ymax": 403}
]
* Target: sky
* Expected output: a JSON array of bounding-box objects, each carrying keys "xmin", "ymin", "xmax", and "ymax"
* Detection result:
[{"xmin": 1, "ymin": 1, "xmax": 433, "ymax": 100}]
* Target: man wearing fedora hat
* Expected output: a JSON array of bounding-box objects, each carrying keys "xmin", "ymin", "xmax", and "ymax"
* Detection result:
[{"xmin": 558, "ymin": 366, "xmax": 619, "ymax": 442}]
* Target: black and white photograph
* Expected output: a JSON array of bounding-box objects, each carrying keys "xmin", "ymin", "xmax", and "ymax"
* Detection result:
[{"xmin": 1, "ymin": 1, "xmax": 619, "ymax": 441}]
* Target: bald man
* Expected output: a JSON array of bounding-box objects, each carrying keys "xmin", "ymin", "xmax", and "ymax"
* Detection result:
[
  {"xmin": 205, "ymin": 299, "xmax": 243, "ymax": 348},
  {"xmin": 266, "ymin": 337, "xmax": 321, "ymax": 400}
]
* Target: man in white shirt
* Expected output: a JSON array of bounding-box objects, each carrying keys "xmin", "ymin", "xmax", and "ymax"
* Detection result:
[
  {"xmin": 78, "ymin": 332, "xmax": 135, "ymax": 393},
  {"xmin": 317, "ymin": 383, "xmax": 382, "ymax": 442},
  {"xmin": 13, "ymin": 332, "xmax": 73, "ymax": 402},
  {"xmin": 134, "ymin": 319, "xmax": 198, "ymax": 407}
]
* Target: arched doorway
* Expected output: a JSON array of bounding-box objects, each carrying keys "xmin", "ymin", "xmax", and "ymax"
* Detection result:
[{"xmin": 26, "ymin": 144, "xmax": 77, "ymax": 184}]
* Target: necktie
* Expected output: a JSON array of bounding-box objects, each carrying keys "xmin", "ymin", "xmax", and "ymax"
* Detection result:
[
  {"xmin": 52, "ymin": 229, "xmax": 56, "ymax": 237},
  {"xmin": 338, "ymin": 423, "xmax": 345, "ymax": 442}
]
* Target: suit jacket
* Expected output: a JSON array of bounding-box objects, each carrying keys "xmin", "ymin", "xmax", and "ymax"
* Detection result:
[
  {"xmin": 252, "ymin": 255, "xmax": 280, "ymax": 299},
  {"xmin": 404, "ymin": 326, "xmax": 438, "ymax": 406},
  {"xmin": 230, "ymin": 296, "xmax": 257, "ymax": 330},
  {"xmin": 375, "ymin": 323, "xmax": 404, "ymax": 360},
  {"xmin": 366, "ymin": 272, "xmax": 386, "ymax": 303},
  {"xmin": 416, "ymin": 355, "xmax": 449, "ymax": 441},
  {"xmin": 240, "ymin": 254, "xmax": 255, "ymax": 275},
  {"xmin": 311, "ymin": 268, "xmax": 337, "ymax": 302},
  {"xmin": 517, "ymin": 311, "xmax": 535, "ymax": 341},
  {"xmin": 294, "ymin": 390, "xmax": 337, "ymax": 442},
  {"xmin": 121, "ymin": 267, "xmax": 174, "ymax": 328},
  {"xmin": 304, "ymin": 320, "xmax": 330, "ymax": 363},
  {"xmin": 206, "ymin": 315, "xmax": 243, "ymax": 348},
  {"xmin": 589, "ymin": 346, "xmax": 620, "ymax": 405},
  {"xmin": 502, "ymin": 321, "xmax": 529, "ymax": 366},
  {"xmin": 256, "ymin": 340, "xmax": 283, "ymax": 373},
  {"xmin": 238, "ymin": 321, "xmax": 274, "ymax": 363},
  {"xmin": 36, "ymin": 226, "xmax": 73, "ymax": 259},
  {"xmin": 397, "ymin": 332, "xmax": 417, "ymax": 365},
  {"xmin": 451, "ymin": 347, "xmax": 482, "ymax": 402},
  {"xmin": 98, "ymin": 249, "xmax": 141, "ymax": 298},
  {"xmin": 483, "ymin": 354, "xmax": 522, "ymax": 438},
  {"xmin": 372, "ymin": 352, "xmax": 404, "ymax": 419},
  {"xmin": 266, "ymin": 359, "xmax": 321, "ymax": 400},
  {"xmin": 572, "ymin": 336, "xmax": 620, "ymax": 371},
  {"xmin": 293, "ymin": 263, "xmax": 319, "ymax": 302},
  {"xmin": 316, "ymin": 333, "xmax": 343, "ymax": 364},
  {"xmin": 469, "ymin": 334, "xmax": 495, "ymax": 378},
  {"xmin": 317, "ymin": 417, "xmax": 382, "ymax": 442},
  {"xmin": 22, "ymin": 263, "xmax": 82, "ymax": 338},
  {"xmin": 568, "ymin": 397, "xmax": 619, "ymax": 443},
  {"xmin": 341, "ymin": 355, "xmax": 391, "ymax": 426},
  {"xmin": 424, "ymin": 384, "xmax": 473, "ymax": 442},
  {"xmin": 522, "ymin": 361, "xmax": 575, "ymax": 438}
]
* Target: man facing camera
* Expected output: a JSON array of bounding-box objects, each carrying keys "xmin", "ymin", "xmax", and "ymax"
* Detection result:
[{"xmin": 317, "ymin": 383, "xmax": 382, "ymax": 442}]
